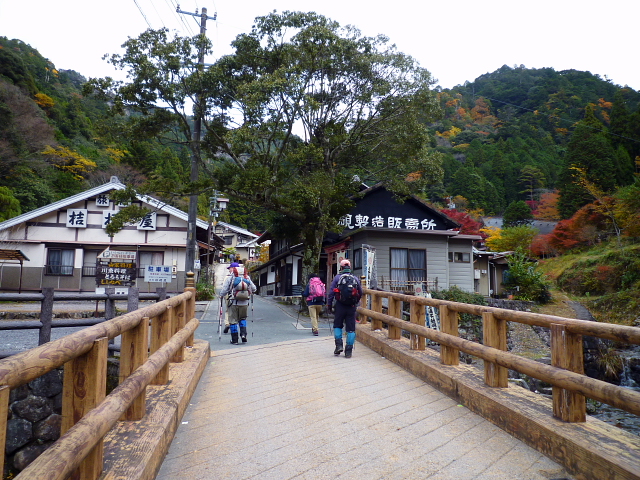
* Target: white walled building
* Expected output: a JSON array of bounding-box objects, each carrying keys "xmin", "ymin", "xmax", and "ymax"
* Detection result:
[{"xmin": 0, "ymin": 177, "xmax": 222, "ymax": 293}]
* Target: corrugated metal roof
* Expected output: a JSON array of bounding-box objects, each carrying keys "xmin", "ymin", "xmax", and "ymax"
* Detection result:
[{"xmin": 217, "ymin": 221, "xmax": 260, "ymax": 238}]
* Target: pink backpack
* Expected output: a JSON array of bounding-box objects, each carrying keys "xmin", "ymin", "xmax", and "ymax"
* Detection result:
[{"xmin": 306, "ymin": 277, "xmax": 325, "ymax": 301}]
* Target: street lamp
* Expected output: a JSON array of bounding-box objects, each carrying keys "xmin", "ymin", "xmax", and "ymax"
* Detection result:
[{"xmin": 205, "ymin": 191, "xmax": 228, "ymax": 282}]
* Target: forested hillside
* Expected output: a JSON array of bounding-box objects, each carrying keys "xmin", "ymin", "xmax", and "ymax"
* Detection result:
[
  {"xmin": 425, "ymin": 65, "xmax": 640, "ymax": 216},
  {"xmin": 2, "ymin": 37, "xmax": 639, "ymax": 233}
]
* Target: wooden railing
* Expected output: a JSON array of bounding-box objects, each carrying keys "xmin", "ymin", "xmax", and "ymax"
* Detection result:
[
  {"xmin": 357, "ymin": 285, "xmax": 640, "ymax": 422},
  {"xmin": 0, "ymin": 273, "xmax": 198, "ymax": 480}
]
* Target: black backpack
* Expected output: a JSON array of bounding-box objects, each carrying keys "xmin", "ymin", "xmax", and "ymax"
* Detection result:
[{"xmin": 334, "ymin": 274, "xmax": 361, "ymax": 306}]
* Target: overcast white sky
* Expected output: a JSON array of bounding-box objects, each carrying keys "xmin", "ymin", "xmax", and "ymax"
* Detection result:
[{"xmin": 1, "ymin": 0, "xmax": 638, "ymax": 91}]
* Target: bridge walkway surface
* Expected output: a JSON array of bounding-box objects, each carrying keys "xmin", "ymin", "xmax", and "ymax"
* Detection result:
[{"xmin": 156, "ymin": 296, "xmax": 572, "ymax": 480}]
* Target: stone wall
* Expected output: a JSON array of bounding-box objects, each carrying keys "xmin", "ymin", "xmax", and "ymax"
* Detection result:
[
  {"xmin": 4, "ymin": 369, "xmax": 63, "ymax": 479},
  {"xmin": 3, "ymin": 359, "xmax": 120, "ymax": 479}
]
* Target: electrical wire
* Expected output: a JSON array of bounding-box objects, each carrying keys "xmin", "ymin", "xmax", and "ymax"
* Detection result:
[
  {"xmin": 471, "ymin": 94, "xmax": 640, "ymax": 145},
  {"xmin": 132, "ymin": 0, "xmax": 153, "ymax": 29}
]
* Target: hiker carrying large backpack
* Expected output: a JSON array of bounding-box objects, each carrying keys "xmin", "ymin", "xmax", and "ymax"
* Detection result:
[
  {"xmin": 303, "ymin": 274, "xmax": 326, "ymax": 336},
  {"xmin": 326, "ymin": 259, "xmax": 362, "ymax": 358},
  {"xmin": 220, "ymin": 264, "xmax": 256, "ymax": 345}
]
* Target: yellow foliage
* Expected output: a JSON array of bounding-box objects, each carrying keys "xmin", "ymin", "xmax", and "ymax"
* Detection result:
[
  {"xmin": 34, "ymin": 93, "xmax": 55, "ymax": 108},
  {"xmin": 437, "ymin": 126, "xmax": 462, "ymax": 139},
  {"xmin": 41, "ymin": 145, "xmax": 97, "ymax": 180},
  {"xmin": 453, "ymin": 143, "xmax": 470, "ymax": 150},
  {"xmin": 106, "ymin": 147, "xmax": 128, "ymax": 163},
  {"xmin": 480, "ymin": 226, "xmax": 503, "ymax": 251}
]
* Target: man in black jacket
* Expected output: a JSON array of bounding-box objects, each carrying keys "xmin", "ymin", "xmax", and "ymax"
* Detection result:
[{"xmin": 327, "ymin": 259, "xmax": 362, "ymax": 358}]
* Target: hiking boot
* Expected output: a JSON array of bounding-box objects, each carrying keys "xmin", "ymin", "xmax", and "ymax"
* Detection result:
[
  {"xmin": 230, "ymin": 332, "xmax": 239, "ymax": 345},
  {"xmin": 345, "ymin": 344, "xmax": 353, "ymax": 358},
  {"xmin": 334, "ymin": 339, "xmax": 343, "ymax": 356},
  {"xmin": 223, "ymin": 325, "xmax": 230, "ymax": 334},
  {"xmin": 312, "ymin": 329, "xmax": 319, "ymax": 336},
  {"xmin": 240, "ymin": 326, "xmax": 248, "ymax": 342}
]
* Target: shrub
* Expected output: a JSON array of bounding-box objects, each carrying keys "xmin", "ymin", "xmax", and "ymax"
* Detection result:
[
  {"xmin": 503, "ymin": 250, "xmax": 551, "ymax": 303},
  {"xmin": 196, "ymin": 281, "xmax": 215, "ymax": 301},
  {"xmin": 431, "ymin": 286, "xmax": 487, "ymax": 342}
]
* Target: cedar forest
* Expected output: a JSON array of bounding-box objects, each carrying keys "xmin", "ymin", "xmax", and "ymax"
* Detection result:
[{"xmin": 1, "ymin": 30, "xmax": 640, "ymax": 325}]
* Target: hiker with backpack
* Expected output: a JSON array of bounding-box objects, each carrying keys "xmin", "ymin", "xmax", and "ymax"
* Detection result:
[
  {"xmin": 219, "ymin": 263, "xmax": 257, "ymax": 345},
  {"xmin": 302, "ymin": 273, "xmax": 326, "ymax": 336},
  {"xmin": 326, "ymin": 259, "xmax": 362, "ymax": 358}
]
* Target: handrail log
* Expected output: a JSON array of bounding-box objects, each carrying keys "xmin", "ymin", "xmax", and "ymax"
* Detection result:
[
  {"xmin": 0, "ymin": 292, "xmax": 192, "ymax": 389},
  {"xmin": 14, "ymin": 317, "xmax": 199, "ymax": 480},
  {"xmin": 360, "ymin": 307, "xmax": 640, "ymax": 416},
  {"xmin": 363, "ymin": 288, "xmax": 640, "ymax": 345}
]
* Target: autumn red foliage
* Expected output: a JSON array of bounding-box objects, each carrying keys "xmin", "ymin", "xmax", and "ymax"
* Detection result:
[
  {"xmin": 531, "ymin": 202, "xmax": 610, "ymax": 256},
  {"xmin": 440, "ymin": 209, "xmax": 486, "ymax": 238}
]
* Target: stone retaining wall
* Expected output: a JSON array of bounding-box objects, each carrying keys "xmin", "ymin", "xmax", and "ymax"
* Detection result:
[
  {"xmin": 4, "ymin": 369, "xmax": 63, "ymax": 479},
  {"xmin": 3, "ymin": 360, "xmax": 120, "ymax": 479}
]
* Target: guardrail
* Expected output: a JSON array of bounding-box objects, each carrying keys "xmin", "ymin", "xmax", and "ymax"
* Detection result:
[
  {"xmin": 0, "ymin": 274, "xmax": 198, "ymax": 480},
  {"xmin": 0, "ymin": 287, "xmax": 167, "ymax": 357},
  {"xmin": 358, "ymin": 284, "xmax": 640, "ymax": 422}
]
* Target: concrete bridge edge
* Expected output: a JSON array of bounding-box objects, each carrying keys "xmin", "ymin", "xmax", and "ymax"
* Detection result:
[{"xmin": 355, "ymin": 325, "xmax": 640, "ymax": 480}]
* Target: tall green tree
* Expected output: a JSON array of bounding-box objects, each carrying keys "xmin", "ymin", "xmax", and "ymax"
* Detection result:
[
  {"xmin": 502, "ymin": 200, "xmax": 533, "ymax": 227},
  {"xmin": 557, "ymin": 105, "xmax": 618, "ymax": 218},
  {"xmin": 86, "ymin": 13, "xmax": 444, "ymax": 273}
]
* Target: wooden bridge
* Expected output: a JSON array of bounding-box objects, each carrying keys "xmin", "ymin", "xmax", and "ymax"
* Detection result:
[{"xmin": 1, "ymin": 277, "xmax": 639, "ymax": 480}]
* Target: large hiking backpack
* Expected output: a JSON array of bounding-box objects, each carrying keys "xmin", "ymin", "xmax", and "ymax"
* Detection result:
[
  {"xmin": 334, "ymin": 274, "xmax": 361, "ymax": 306},
  {"xmin": 306, "ymin": 277, "xmax": 325, "ymax": 302},
  {"xmin": 232, "ymin": 269, "xmax": 251, "ymax": 301}
]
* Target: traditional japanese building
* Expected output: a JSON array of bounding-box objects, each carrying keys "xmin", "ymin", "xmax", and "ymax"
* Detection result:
[
  {"xmin": 253, "ymin": 184, "xmax": 483, "ymax": 296},
  {"xmin": 0, "ymin": 177, "xmax": 222, "ymax": 293}
]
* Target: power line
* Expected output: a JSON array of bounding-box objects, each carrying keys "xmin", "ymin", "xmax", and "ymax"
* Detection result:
[
  {"xmin": 472, "ymin": 94, "xmax": 640, "ymax": 145},
  {"xmin": 132, "ymin": 0, "xmax": 153, "ymax": 29}
]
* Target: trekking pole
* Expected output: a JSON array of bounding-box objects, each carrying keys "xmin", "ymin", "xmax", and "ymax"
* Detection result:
[
  {"xmin": 218, "ymin": 297, "xmax": 223, "ymax": 341},
  {"xmin": 251, "ymin": 291, "xmax": 254, "ymax": 322}
]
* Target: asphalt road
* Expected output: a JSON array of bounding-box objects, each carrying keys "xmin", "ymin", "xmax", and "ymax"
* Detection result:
[{"xmin": 196, "ymin": 295, "xmax": 333, "ymax": 351}]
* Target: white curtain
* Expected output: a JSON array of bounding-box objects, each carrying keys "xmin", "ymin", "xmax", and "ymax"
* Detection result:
[{"xmin": 390, "ymin": 248, "xmax": 408, "ymax": 283}]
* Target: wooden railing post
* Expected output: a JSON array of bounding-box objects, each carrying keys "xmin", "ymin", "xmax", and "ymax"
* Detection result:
[
  {"xmin": 0, "ymin": 385, "xmax": 9, "ymax": 477},
  {"xmin": 410, "ymin": 299, "xmax": 426, "ymax": 351},
  {"xmin": 151, "ymin": 306, "xmax": 172, "ymax": 385},
  {"xmin": 387, "ymin": 296, "xmax": 402, "ymax": 340},
  {"xmin": 119, "ymin": 316, "xmax": 149, "ymax": 421},
  {"xmin": 38, "ymin": 287, "xmax": 54, "ymax": 345},
  {"xmin": 61, "ymin": 337, "xmax": 108, "ymax": 480},
  {"xmin": 171, "ymin": 300, "xmax": 185, "ymax": 363},
  {"xmin": 184, "ymin": 272, "xmax": 196, "ymax": 347},
  {"xmin": 439, "ymin": 304, "xmax": 459, "ymax": 365},
  {"xmin": 483, "ymin": 311, "xmax": 508, "ymax": 388},
  {"xmin": 551, "ymin": 323, "xmax": 586, "ymax": 422},
  {"xmin": 371, "ymin": 294, "xmax": 383, "ymax": 331},
  {"xmin": 358, "ymin": 276, "xmax": 368, "ymax": 324}
]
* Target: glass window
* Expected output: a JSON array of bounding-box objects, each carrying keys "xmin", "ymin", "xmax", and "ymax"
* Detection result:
[
  {"xmin": 353, "ymin": 248, "xmax": 362, "ymax": 269},
  {"xmin": 139, "ymin": 251, "xmax": 164, "ymax": 277},
  {"xmin": 390, "ymin": 248, "xmax": 426, "ymax": 286},
  {"xmin": 82, "ymin": 250, "xmax": 99, "ymax": 277},
  {"xmin": 453, "ymin": 252, "xmax": 470, "ymax": 263},
  {"xmin": 46, "ymin": 248, "xmax": 74, "ymax": 275}
]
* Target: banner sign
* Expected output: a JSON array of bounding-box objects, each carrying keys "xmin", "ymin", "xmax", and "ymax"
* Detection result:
[
  {"xmin": 96, "ymin": 249, "xmax": 137, "ymax": 287},
  {"xmin": 144, "ymin": 265, "xmax": 172, "ymax": 283}
]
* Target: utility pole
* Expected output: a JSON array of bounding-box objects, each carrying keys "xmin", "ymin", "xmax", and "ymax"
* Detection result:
[{"xmin": 176, "ymin": 5, "xmax": 216, "ymax": 280}]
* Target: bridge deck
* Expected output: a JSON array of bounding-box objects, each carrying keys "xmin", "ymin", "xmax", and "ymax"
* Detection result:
[{"xmin": 156, "ymin": 337, "xmax": 571, "ymax": 480}]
